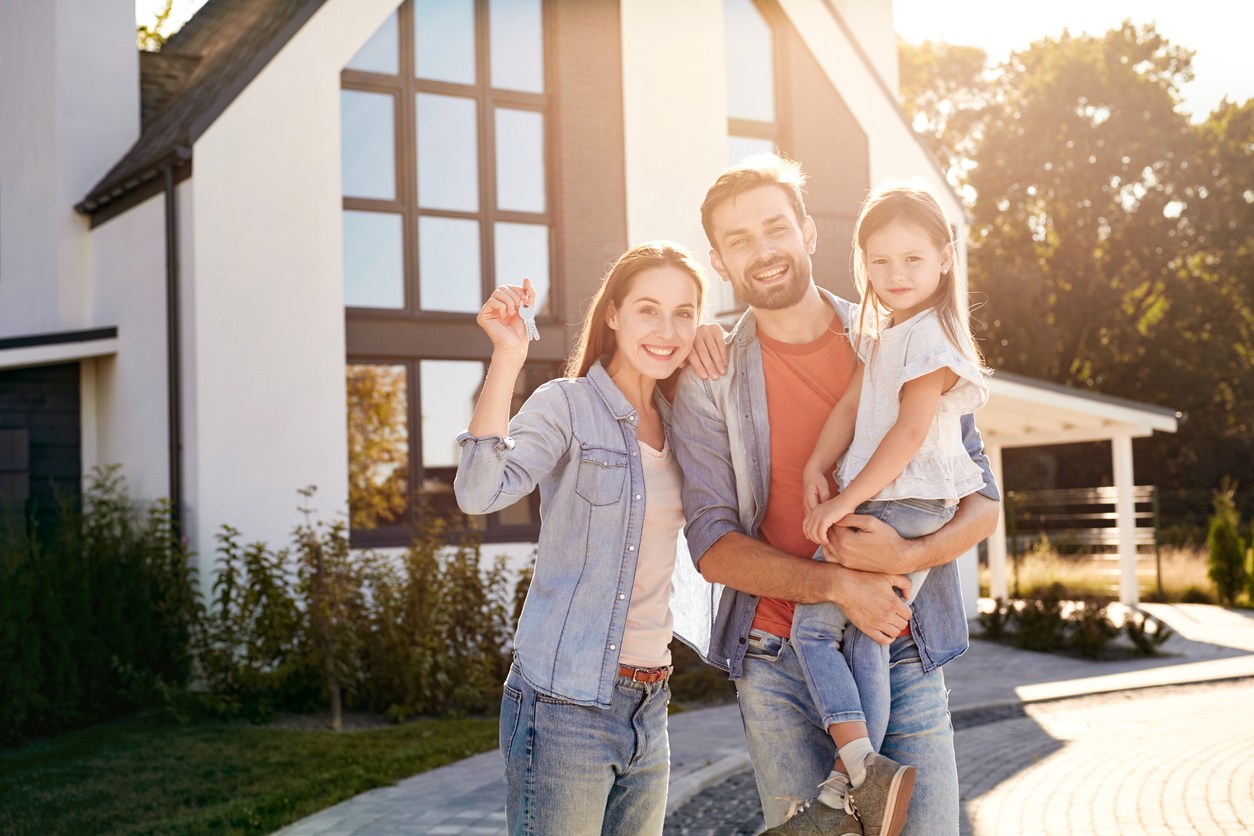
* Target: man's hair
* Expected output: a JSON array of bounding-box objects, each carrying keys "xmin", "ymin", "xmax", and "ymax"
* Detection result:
[{"xmin": 700, "ymin": 152, "xmax": 809, "ymax": 249}]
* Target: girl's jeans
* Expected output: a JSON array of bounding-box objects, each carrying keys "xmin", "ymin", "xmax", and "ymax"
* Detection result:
[
  {"xmin": 792, "ymin": 497, "xmax": 955, "ymax": 733},
  {"xmin": 499, "ymin": 662, "xmax": 670, "ymax": 835}
]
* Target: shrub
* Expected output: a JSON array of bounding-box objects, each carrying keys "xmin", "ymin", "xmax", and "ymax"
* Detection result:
[
  {"xmin": 1012, "ymin": 583, "xmax": 1068, "ymax": 651},
  {"xmin": 1124, "ymin": 611, "xmax": 1175, "ymax": 656},
  {"xmin": 0, "ymin": 466, "xmax": 199, "ymax": 745},
  {"xmin": 977, "ymin": 598, "xmax": 1014, "ymax": 641},
  {"xmin": 1067, "ymin": 599, "xmax": 1118, "ymax": 658},
  {"xmin": 1207, "ymin": 486, "xmax": 1247, "ymax": 605}
]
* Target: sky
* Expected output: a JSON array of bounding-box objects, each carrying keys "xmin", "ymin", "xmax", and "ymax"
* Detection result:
[
  {"xmin": 137, "ymin": 0, "xmax": 1252, "ymax": 121},
  {"xmin": 892, "ymin": 0, "xmax": 1254, "ymax": 121}
]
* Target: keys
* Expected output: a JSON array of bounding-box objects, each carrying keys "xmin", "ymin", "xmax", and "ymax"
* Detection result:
[{"xmin": 518, "ymin": 304, "xmax": 540, "ymax": 341}]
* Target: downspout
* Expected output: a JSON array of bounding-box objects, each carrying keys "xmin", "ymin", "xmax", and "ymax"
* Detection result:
[{"xmin": 163, "ymin": 147, "xmax": 191, "ymax": 539}]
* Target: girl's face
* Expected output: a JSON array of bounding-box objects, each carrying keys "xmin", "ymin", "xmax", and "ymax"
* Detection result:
[
  {"xmin": 605, "ymin": 265, "xmax": 700, "ymax": 382},
  {"xmin": 863, "ymin": 219, "xmax": 953, "ymax": 322}
]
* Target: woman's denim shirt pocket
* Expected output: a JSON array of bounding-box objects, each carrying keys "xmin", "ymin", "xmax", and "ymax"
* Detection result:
[{"xmin": 453, "ymin": 362, "xmax": 657, "ymax": 709}]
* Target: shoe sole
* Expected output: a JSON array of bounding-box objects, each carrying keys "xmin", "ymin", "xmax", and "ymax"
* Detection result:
[{"xmin": 881, "ymin": 764, "xmax": 915, "ymax": 836}]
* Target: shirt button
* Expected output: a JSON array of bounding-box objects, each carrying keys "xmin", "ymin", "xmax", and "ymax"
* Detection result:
[
  {"xmin": 609, "ymin": 644, "xmax": 616, "ymax": 651},
  {"xmin": 628, "ymin": 545, "xmax": 635, "ymax": 551},
  {"xmin": 634, "ymin": 494, "xmax": 641, "ymax": 501},
  {"xmin": 632, "ymin": 451, "xmax": 638, "ymax": 457},
  {"xmin": 619, "ymin": 593, "xmax": 626, "ymax": 600}
]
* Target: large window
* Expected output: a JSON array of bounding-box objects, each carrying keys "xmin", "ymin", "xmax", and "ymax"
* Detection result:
[{"xmin": 342, "ymin": 0, "xmax": 553, "ymax": 544}]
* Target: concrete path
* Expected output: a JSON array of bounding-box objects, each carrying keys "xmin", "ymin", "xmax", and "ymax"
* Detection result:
[{"xmin": 273, "ymin": 603, "xmax": 1254, "ymax": 836}]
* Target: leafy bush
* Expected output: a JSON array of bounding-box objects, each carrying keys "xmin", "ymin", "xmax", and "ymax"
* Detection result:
[
  {"xmin": 0, "ymin": 467, "xmax": 199, "ymax": 745},
  {"xmin": 1012, "ymin": 583, "xmax": 1068, "ymax": 652},
  {"xmin": 1067, "ymin": 599, "xmax": 1119, "ymax": 658},
  {"xmin": 1207, "ymin": 486, "xmax": 1247, "ymax": 605},
  {"xmin": 976, "ymin": 598, "xmax": 1014, "ymax": 641},
  {"xmin": 1124, "ymin": 611, "xmax": 1174, "ymax": 656}
]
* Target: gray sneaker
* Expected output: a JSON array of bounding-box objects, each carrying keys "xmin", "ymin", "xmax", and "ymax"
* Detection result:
[
  {"xmin": 845, "ymin": 753, "xmax": 916, "ymax": 836},
  {"xmin": 758, "ymin": 796, "xmax": 862, "ymax": 835}
]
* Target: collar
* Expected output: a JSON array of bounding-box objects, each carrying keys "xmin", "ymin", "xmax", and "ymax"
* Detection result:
[
  {"xmin": 585, "ymin": 359, "xmax": 673, "ymax": 426},
  {"xmin": 728, "ymin": 286, "xmax": 854, "ymax": 348}
]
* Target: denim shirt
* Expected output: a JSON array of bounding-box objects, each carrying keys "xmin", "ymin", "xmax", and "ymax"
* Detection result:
[
  {"xmin": 454, "ymin": 361, "xmax": 676, "ymax": 709},
  {"xmin": 669, "ymin": 288, "xmax": 1001, "ymax": 679}
]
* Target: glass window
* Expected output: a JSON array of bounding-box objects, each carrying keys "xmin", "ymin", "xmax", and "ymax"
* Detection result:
[
  {"xmin": 419, "ymin": 359, "xmax": 483, "ymax": 520},
  {"xmin": 341, "ymin": 91, "xmax": 396, "ymax": 200},
  {"xmin": 728, "ymin": 135, "xmax": 776, "ymax": 165},
  {"xmin": 415, "ymin": 0, "xmax": 475, "ymax": 84},
  {"xmin": 489, "ymin": 0, "xmax": 544, "ymax": 93},
  {"xmin": 346, "ymin": 9, "xmax": 399, "ymax": 74},
  {"xmin": 419, "ymin": 216, "xmax": 482, "ymax": 313},
  {"xmin": 346, "ymin": 364, "xmax": 409, "ymax": 530},
  {"xmin": 344, "ymin": 211, "xmax": 405, "ymax": 308},
  {"xmin": 724, "ymin": 0, "xmax": 775, "ymax": 123},
  {"xmin": 495, "ymin": 108, "xmax": 546, "ymax": 213},
  {"xmin": 416, "ymin": 93, "xmax": 479, "ymax": 212},
  {"xmin": 495, "ymin": 222, "xmax": 550, "ymax": 315}
]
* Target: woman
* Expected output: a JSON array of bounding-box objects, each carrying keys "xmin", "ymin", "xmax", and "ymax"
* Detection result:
[{"xmin": 454, "ymin": 242, "xmax": 706, "ymax": 835}]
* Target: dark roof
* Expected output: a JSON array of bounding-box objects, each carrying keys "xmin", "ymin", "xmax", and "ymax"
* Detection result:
[{"xmin": 77, "ymin": 0, "xmax": 328, "ymax": 214}]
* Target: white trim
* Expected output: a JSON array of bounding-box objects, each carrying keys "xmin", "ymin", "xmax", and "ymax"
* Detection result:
[{"xmin": 0, "ymin": 338, "xmax": 119, "ymax": 371}]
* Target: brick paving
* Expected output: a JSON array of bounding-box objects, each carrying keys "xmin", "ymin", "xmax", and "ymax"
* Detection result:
[{"xmin": 273, "ymin": 604, "xmax": 1254, "ymax": 836}]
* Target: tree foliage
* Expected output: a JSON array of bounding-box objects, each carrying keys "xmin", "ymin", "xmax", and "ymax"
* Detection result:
[{"xmin": 899, "ymin": 23, "xmax": 1254, "ymax": 491}]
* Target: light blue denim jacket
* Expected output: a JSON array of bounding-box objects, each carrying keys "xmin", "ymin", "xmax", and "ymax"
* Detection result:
[
  {"xmin": 454, "ymin": 361, "xmax": 675, "ymax": 709},
  {"xmin": 668, "ymin": 288, "xmax": 1000, "ymax": 679}
]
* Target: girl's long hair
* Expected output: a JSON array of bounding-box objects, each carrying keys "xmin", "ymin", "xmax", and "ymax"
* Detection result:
[
  {"xmin": 564, "ymin": 242, "xmax": 707, "ymax": 379},
  {"xmin": 851, "ymin": 184, "xmax": 985, "ymax": 370}
]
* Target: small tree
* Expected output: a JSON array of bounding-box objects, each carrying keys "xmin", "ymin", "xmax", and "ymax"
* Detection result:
[{"xmin": 1207, "ymin": 485, "xmax": 1247, "ymax": 605}]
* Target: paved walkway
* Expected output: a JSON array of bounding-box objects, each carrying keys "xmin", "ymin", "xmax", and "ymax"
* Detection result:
[{"xmin": 273, "ymin": 603, "xmax": 1254, "ymax": 836}]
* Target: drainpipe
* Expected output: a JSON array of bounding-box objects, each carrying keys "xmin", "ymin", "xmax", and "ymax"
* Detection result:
[{"xmin": 163, "ymin": 147, "xmax": 191, "ymax": 540}]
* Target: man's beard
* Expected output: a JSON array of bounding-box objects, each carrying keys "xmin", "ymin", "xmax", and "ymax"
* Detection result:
[{"xmin": 735, "ymin": 253, "xmax": 812, "ymax": 310}]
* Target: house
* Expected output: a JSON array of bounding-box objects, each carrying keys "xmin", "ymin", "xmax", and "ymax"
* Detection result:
[{"xmin": 0, "ymin": 0, "xmax": 1174, "ymax": 612}]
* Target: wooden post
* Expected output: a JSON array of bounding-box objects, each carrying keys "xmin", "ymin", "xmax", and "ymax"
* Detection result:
[
  {"xmin": 987, "ymin": 444, "xmax": 1009, "ymax": 601},
  {"xmin": 1112, "ymin": 434, "xmax": 1139, "ymax": 605}
]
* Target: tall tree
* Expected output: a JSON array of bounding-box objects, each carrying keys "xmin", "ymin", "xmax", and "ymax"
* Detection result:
[{"xmin": 897, "ymin": 38, "xmax": 990, "ymax": 191}]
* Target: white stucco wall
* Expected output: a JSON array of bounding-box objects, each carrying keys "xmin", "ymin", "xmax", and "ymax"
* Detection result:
[
  {"xmin": 0, "ymin": 0, "xmax": 138, "ymax": 337},
  {"xmin": 183, "ymin": 0, "xmax": 400, "ymax": 571},
  {"xmin": 620, "ymin": 0, "xmax": 728, "ymax": 263},
  {"xmin": 87, "ymin": 191, "xmax": 174, "ymax": 502}
]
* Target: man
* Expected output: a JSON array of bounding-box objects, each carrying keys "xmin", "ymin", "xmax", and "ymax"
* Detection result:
[{"xmin": 670, "ymin": 153, "xmax": 999, "ymax": 835}]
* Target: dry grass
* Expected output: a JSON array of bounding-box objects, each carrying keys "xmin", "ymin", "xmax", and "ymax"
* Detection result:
[{"xmin": 979, "ymin": 544, "xmax": 1216, "ymax": 602}]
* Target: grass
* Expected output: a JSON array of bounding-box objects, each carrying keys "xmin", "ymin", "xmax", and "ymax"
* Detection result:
[
  {"xmin": 979, "ymin": 545, "xmax": 1217, "ymax": 602},
  {"xmin": 0, "ymin": 713, "xmax": 497, "ymax": 836}
]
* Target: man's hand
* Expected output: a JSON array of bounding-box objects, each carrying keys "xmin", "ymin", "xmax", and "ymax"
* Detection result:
[
  {"xmin": 685, "ymin": 322, "xmax": 729, "ymax": 380},
  {"xmin": 828, "ymin": 563, "xmax": 912, "ymax": 645},
  {"xmin": 823, "ymin": 513, "xmax": 916, "ymax": 574}
]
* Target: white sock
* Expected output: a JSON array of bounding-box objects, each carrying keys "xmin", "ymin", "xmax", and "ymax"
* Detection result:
[
  {"xmin": 817, "ymin": 769, "xmax": 849, "ymax": 809},
  {"xmin": 840, "ymin": 737, "xmax": 875, "ymax": 788}
]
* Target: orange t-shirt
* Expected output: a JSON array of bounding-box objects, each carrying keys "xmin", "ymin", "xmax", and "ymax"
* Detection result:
[{"xmin": 751, "ymin": 314, "xmax": 857, "ymax": 638}]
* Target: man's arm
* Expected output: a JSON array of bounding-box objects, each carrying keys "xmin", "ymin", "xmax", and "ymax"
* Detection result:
[
  {"xmin": 825, "ymin": 491, "xmax": 999, "ymax": 575},
  {"xmin": 699, "ymin": 531, "xmax": 913, "ymax": 645}
]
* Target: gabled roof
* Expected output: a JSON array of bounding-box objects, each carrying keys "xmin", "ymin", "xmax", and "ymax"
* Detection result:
[{"xmin": 76, "ymin": 0, "xmax": 328, "ymax": 216}]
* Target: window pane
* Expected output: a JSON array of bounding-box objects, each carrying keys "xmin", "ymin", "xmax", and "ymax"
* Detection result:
[
  {"xmin": 419, "ymin": 216, "xmax": 481, "ymax": 312},
  {"xmin": 728, "ymin": 134, "xmax": 775, "ymax": 165},
  {"xmin": 415, "ymin": 0, "xmax": 475, "ymax": 84},
  {"xmin": 341, "ymin": 91, "xmax": 395, "ymax": 200},
  {"xmin": 347, "ymin": 363, "xmax": 409, "ymax": 530},
  {"xmin": 495, "ymin": 108, "xmax": 545, "ymax": 213},
  {"xmin": 420, "ymin": 359, "xmax": 483, "ymax": 520},
  {"xmin": 490, "ymin": 0, "xmax": 544, "ymax": 93},
  {"xmin": 344, "ymin": 211, "xmax": 404, "ymax": 308},
  {"xmin": 495, "ymin": 222, "xmax": 550, "ymax": 316},
  {"xmin": 417, "ymin": 93, "xmax": 479, "ymax": 211},
  {"xmin": 346, "ymin": 9, "xmax": 399, "ymax": 74},
  {"xmin": 724, "ymin": 0, "xmax": 775, "ymax": 122}
]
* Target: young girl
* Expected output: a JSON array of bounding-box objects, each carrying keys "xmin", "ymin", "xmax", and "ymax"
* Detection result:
[
  {"xmin": 453, "ymin": 243, "xmax": 705, "ymax": 835},
  {"xmin": 766, "ymin": 185, "xmax": 989, "ymax": 836}
]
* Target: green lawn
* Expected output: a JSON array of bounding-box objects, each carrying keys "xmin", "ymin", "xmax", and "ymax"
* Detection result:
[{"xmin": 0, "ymin": 714, "xmax": 497, "ymax": 835}]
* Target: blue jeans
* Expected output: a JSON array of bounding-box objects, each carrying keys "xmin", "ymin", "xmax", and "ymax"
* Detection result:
[
  {"xmin": 737, "ymin": 633, "xmax": 959, "ymax": 834},
  {"xmin": 792, "ymin": 498, "xmax": 955, "ymax": 732},
  {"xmin": 499, "ymin": 662, "xmax": 670, "ymax": 835}
]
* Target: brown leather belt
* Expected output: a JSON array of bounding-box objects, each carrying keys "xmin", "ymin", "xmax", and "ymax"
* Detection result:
[{"xmin": 618, "ymin": 664, "xmax": 670, "ymax": 683}]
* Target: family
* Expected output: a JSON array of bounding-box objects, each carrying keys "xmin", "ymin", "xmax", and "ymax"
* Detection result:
[{"xmin": 453, "ymin": 153, "xmax": 1000, "ymax": 836}]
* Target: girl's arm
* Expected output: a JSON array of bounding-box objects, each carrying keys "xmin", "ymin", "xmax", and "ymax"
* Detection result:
[
  {"xmin": 467, "ymin": 279, "xmax": 534, "ymax": 438},
  {"xmin": 802, "ymin": 369, "xmax": 862, "ymax": 512}
]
